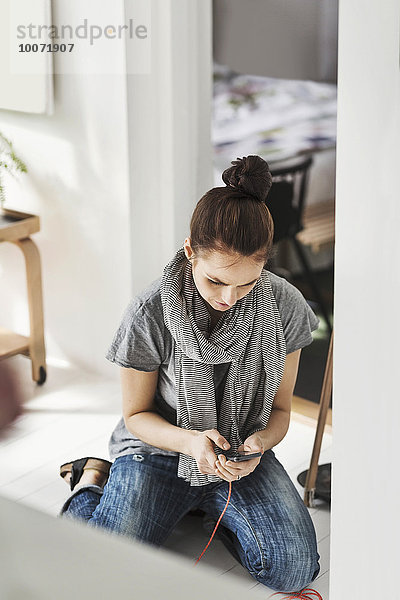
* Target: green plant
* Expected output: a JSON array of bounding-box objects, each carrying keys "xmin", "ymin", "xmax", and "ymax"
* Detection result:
[{"xmin": 0, "ymin": 132, "xmax": 28, "ymax": 209}]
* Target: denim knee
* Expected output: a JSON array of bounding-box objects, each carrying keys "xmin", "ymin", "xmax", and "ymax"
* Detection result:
[
  {"xmin": 59, "ymin": 485, "xmax": 103, "ymax": 518},
  {"xmin": 255, "ymin": 545, "xmax": 321, "ymax": 593}
]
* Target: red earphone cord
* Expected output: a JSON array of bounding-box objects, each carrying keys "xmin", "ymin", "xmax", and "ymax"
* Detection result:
[{"xmin": 194, "ymin": 481, "xmax": 323, "ymax": 600}]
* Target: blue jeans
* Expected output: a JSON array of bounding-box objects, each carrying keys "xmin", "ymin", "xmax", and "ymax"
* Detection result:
[{"xmin": 59, "ymin": 449, "xmax": 320, "ymax": 593}]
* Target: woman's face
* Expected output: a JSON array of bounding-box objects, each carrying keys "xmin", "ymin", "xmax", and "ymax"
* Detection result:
[{"xmin": 183, "ymin": 238, "xmax": 264, "ymax": 313}]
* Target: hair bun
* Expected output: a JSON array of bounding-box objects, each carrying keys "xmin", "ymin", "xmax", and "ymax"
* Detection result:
[{"xmin": 221, "ymin": 155, "xmax": 272, "ymax": 203}]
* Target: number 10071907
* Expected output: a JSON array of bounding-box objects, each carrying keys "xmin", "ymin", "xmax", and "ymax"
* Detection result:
[{"xmin": 18, "ymin": 43, "xmax": 75, "ymax": 53}]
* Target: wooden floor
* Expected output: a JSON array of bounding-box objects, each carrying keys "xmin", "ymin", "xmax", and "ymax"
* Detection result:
[{"xmin": 0, "ymin": 356, "xmax": 332, "ymax": 599}]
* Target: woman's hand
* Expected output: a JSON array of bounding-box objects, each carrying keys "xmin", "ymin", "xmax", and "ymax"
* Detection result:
[
  {"xmin": 189, "ymin": 429, "xmax": 231, "ymax": 475},
  {"xmin": 214, "ymin": 433, "xmax": 265, "ymax": 483}
]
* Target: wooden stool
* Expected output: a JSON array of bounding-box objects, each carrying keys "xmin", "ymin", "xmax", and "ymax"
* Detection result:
[{"xmin": 0, "ymin": 209, "xmax": 46, "ymax": 384}]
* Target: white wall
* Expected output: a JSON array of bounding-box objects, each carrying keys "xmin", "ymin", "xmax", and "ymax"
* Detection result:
[
  {"xmin": 331, "ymin": 0, "xmax": 400, "ymax": 597},
  {"xmin": 126, "ymin": 0, "xmax": 213, "ymax": 294},
  {"xmin": 213, "ymin": 0, "xmax": 338, "ymax": 83},
  {"xmin": 0, "ymin": 494, "xmax": 260, "ymax": 599},
  {"xmin": 0, "ymin": 0, "xmax": 213, "ymax": 374},
  {"xmin": 0, "ymin": 2, "xmax": 131, "ymax": 376}
]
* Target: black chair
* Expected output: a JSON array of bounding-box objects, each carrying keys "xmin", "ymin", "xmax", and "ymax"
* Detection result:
[{"xmin": 266, "ymin": 154, "xmax": 333, "ymax": 334}]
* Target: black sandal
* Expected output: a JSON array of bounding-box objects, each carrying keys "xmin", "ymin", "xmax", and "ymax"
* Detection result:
[{"xmin": 59, "ymin": 457, "xmax": 112, "ymax": 491}]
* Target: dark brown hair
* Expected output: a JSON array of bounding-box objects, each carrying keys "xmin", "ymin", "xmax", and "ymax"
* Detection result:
[{"xmin": 189, "ymin": 155, "xmax": 274, "ymax": 265}]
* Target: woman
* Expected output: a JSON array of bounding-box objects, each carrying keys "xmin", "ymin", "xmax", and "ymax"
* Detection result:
[{"xmin": 59, "ymin": 155, "xmax": 321, "ymax": 594}]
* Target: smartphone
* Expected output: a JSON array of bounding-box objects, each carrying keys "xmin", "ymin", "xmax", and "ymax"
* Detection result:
[{"xmin": 225, "ymin": 451, "xmax": 262, "ymax": 462}]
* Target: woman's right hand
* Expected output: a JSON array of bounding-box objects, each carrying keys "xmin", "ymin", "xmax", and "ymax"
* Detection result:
[{"xmin": 189, "ymin": 429, "xmax": 231, "ymax": 475}]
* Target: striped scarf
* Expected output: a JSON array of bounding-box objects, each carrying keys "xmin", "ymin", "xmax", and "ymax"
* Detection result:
[{"xmin": 160, "ymin": 247, "xmax": 286, "ymax": 486}]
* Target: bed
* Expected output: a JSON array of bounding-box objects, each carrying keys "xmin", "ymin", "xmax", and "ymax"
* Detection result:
[{"xmin": 212, "ymin": 62, "xmax": 337, "ymax": 208}]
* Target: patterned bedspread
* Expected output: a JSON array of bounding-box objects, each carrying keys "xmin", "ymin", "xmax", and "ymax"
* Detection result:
[{"xmin": 213, "ymin": 62, "xmax": 337, "ymax": 176}]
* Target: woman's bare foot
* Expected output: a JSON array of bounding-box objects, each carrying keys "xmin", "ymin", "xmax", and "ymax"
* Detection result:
[
  {"xmin": 60, "ymin": 458, "xmax": 112, "ymax": 491},
  {"xmin": 62, "ymin": 468, "xmax": 108, "ymax": 490}
]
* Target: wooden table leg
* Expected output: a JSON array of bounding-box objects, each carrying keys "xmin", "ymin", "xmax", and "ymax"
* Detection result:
[{"xmin": 12, "ymin": 237, "xmax": 46, "ymax": 384}]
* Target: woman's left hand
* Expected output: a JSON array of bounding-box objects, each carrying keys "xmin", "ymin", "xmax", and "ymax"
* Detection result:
[{"xmin": 214, "ymin": 433, "xmax": 265, "ymax": 483}]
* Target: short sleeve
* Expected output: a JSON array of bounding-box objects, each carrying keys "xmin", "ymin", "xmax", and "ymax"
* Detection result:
[
  {"xmin": 271, "ymin": 274, "xmax": 320, "ymax": 355},
  {"xmin": 105, "ymin": 299, "xmax": 165, "ymax": 372}
]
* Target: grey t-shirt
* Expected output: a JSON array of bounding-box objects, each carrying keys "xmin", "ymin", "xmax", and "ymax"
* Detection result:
[{"xmin": 105, "ymin": 271, "xmax": 319, "ymax": 461}]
